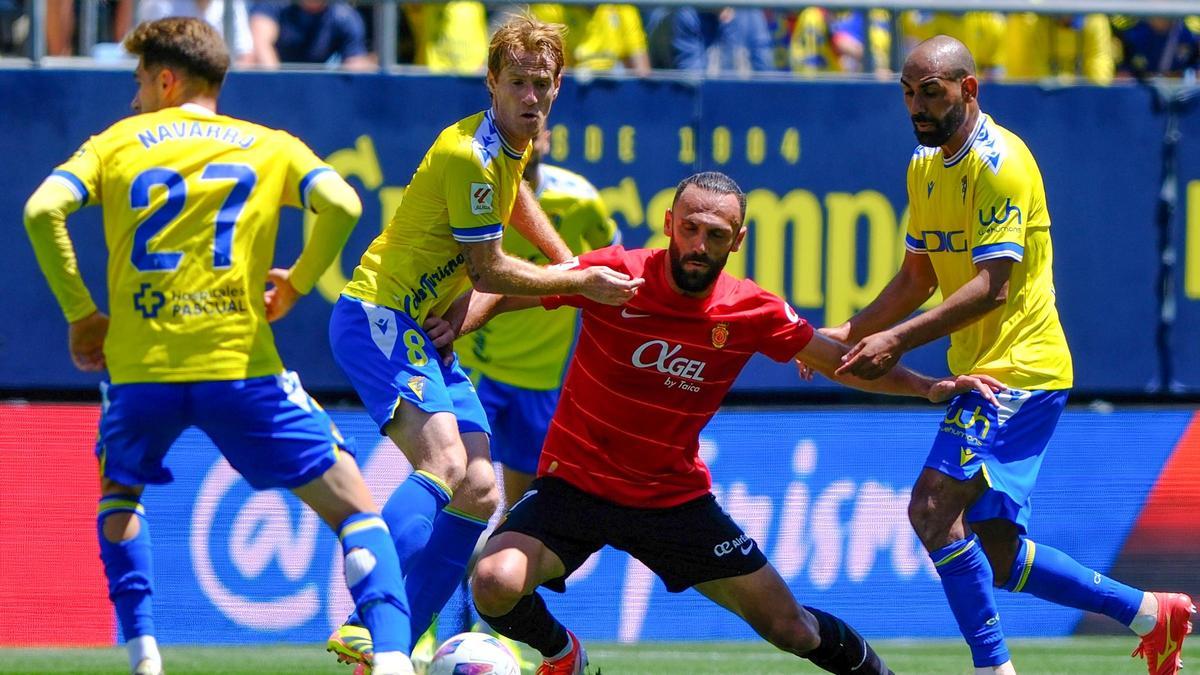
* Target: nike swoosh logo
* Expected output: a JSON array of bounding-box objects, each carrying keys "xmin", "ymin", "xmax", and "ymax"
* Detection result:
[
  {"xmin": 621, "ymin": 309, "xmax": 651, "ymax": 319},
  {"xmin": 740, "ymin": 543, "xmax": 755, "ymax": 555}
]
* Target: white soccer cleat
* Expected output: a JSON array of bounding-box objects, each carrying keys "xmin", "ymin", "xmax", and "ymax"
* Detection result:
[{"xmin": 132, "ymin": 658, "xmax": 164, "ymax": 675}]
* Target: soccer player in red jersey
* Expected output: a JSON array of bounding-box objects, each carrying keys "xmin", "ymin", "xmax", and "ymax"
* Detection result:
[{"xmin": 444, "ymin": 172, "xmax": 1002, "ymax": 675}]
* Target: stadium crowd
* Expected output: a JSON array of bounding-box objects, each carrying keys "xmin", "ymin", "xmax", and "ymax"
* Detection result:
[{"xmin": 5, "ymin": 4, "xmax": 1200, "ymax": 82}]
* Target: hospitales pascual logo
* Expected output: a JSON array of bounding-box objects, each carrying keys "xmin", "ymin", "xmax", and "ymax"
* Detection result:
[{"xmin": 192, "ymin": 459, "xmax": 322, "ymax": 630}]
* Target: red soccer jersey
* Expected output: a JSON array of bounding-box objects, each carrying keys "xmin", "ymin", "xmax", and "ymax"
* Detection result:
[{"xmin": 538, "ymin": 246, "xmax": 814, "ymax": 508}]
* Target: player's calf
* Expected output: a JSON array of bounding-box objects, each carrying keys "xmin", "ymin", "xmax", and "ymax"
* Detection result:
[
  {"xmin": 802, "ymin": 606, "xmax": 895, "ymax": 675},
  {"xmin": 337, "ymin": 512, "xmax": 414, "ymax": 672},
  {"xmin": 98, "ymin": 494, "xmax": 162, "ymax": 675}
]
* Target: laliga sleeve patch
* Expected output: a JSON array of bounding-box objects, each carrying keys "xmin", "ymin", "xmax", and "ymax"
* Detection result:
[{"xmin": 469, "ymin": 182, "xmax": 494, "ymax": 215}]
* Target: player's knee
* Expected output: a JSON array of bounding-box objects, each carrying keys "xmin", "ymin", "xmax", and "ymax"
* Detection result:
[
  {"xmin": 457, "ymin": 464, "xmax": 500, "ymax": 518},
  {"xmin": 471, "ymin": 555, "xmax": 524, "ymax": 616},
  {"xmin": 100, "ymin": 510, "xmax": 140, "ymax": 543},
  {"xmin": 423, "ymin": 453, "xmax": 468, "ymax": 492}
]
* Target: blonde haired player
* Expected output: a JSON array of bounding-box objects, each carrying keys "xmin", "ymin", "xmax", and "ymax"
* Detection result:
[
  {"xmin": 24, "ymin": 18, "xmax": 414, "ymax": 675},
  {"xmin": 325, "ymin": 14, "xmax": 642, "ymax": 670}
]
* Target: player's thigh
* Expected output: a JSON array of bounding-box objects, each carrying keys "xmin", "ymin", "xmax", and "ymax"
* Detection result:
[
  {"xmin": 488, "ymin": 477, "xmax": 606, "ymax": 593},
  {"xmin": 328, "ymin": 295, "xmax": 466, "ymax": 444},
  {"xmin": 193, "ymin": 372, "xmax": 349, "ymax": 491},
  {"xmin": 95, "ymin": 380, "xmax": 189, "ymax": 488},
  {"xmin": 475, "ymin": 531, "xmax": 567, "ymax": 604},
  {"xmin": 615, "ymin": 493, "xmax": 768, "ymax": 594},
  {"xmin": 694, "ymin": 564, "xmax": 816, "ymax": 642}
]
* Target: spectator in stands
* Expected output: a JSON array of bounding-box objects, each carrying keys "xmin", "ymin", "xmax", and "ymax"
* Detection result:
[
  {"xmin": 1117, "ymin": 17, "xmax": 1199, "ymax": 80},
  {"xmin": 530, "ymin": 4, "xmax": 650, "ymax": 76},
  {"xmin": 649, "ymin": 6, "xmax": 774, "ymax": 75},
  {"xmin": 46, "ymin": 0, "xmax": 131, "ymax": 55},
  {"xmin": 249, "ymin": 0, "xmax": 371, "ymax": 70},
  {"xmin": 788, "ymin": 7, "xmax": 891, "ymax": 76},
  {"xmin": 1005, "ymin": 13, "xmax": 1114, "ymax": 85},
  {"xmin": 138, "ymin": 0, "xmax": 254, "ymax": 65},
  {"xmin": 404, "ymin": 1, "xmax": 488, "ymax": 73},
  {"xmin": 900, "ymin": 11, "xmax": 1006, "ymax": 79}
]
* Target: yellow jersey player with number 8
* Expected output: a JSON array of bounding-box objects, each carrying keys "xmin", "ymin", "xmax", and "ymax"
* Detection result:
[{"xmin": 24, "ymin": 18, "xmax": 415, "ymax": 675}]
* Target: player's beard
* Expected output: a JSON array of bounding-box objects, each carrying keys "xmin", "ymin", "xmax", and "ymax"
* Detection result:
[
  {"xmin": 669, "ymin": 243, "xmax": 725, "ymax": 293},
  {"xmin": 912, "ymin": 100, "xmax": 966, "ymax": 147}
]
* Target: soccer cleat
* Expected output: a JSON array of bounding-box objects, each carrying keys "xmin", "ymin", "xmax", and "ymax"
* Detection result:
[
  {"xmin": 536, "ymin": 630, "xmax": 589, "ymax": 675},
  {"xmin": 410, "ymin": 619, "xmax": 438, "ymax": 674},
  {"xmin": 328, "ymin": 623, "xmax": 374, "ymax": 667},
  {"xmin": 132, "ymin": 658, "xmax": 164, "ymax": 675},
  {"xmin": 1133, "ymin": 592, "xmax": 1196, "ymax": 675}
]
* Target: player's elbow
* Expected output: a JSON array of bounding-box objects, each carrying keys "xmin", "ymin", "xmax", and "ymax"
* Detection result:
[{"xmin": 23, "ymin": 196, "xmax": 57, "ymax": 233}]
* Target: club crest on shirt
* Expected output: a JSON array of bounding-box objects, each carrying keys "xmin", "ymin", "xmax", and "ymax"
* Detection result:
[
  {"xmin": 711, "ymin": 322, "xmax": 729, "ymax": 349},
  {"xmin": 469, "ymin": 182, "xmax": 494, "ymax": 215}
]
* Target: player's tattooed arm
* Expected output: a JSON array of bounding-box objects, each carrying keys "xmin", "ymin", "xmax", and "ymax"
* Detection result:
[
  {"xmin": 460, "ymin": 239, "xmax": 642, "ymax": 304},
  {"xmin": 511, "ymin": 181, "xmax": 573, "ymax": 263},
  {"xmin": 796, "ymin": 331, "xmax": 1004, "ymax": 404}
]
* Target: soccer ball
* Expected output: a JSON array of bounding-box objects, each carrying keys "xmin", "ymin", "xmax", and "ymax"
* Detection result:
[{"xmin": 427, "ymin": 632, "xmax": 520, "ymax": 675}]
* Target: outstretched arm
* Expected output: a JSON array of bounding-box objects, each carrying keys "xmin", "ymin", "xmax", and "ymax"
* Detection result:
[
  {"xmin": 828, "ymin": 251, "xmax": 938, "ymax": 343},
  {"xmin": 797, "ymin": 331, "xmax": 1002, "ymax": 404},
  {"xmin": 461, "ymin": 238, "xmax": 641, "ymax": 305},
  {"xmin": 837, "ymin": 258, "xmax": 1011, "ymax": 380}
]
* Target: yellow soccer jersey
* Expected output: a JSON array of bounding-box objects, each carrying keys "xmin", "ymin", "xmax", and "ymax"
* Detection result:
[
  {"xmin": 457, "ymin": 164, "xmax": 618, "ymax": 390},
  {"xmin": 905, "ymin": 113, "xmax": 1073, "ymax": 390},
  {"xmin": 530, "ymin": 4, "xmax": 647, "ymax": 71},
  {"xmin": 405, "ymin": 1, "xmax": 488, "ymax": 73},
  {"xmin": 343, "ymin": 110, "xmax": 529, "ymax": 324},
  {"xmin": 48, "ymin": 103, "xmax": 336, "ymax": 384}
]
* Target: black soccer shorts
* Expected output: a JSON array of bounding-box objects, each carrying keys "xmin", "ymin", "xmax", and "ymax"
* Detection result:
[{"xmin": 492, "ymin": 476, "xmax": 768, "ymax": 593}]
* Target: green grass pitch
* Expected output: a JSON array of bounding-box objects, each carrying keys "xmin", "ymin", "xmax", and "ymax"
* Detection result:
[{"xmin": 0, "ymin": 637, "xmax": 1156, "ymax": 674}]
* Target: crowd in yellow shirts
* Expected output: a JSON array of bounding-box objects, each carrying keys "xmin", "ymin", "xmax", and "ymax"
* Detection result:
[{"xmin": 15, "ymin": 2, "xmax": 1200, "ymax": 83}]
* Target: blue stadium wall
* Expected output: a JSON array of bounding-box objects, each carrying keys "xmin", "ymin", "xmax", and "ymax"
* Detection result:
[
  {"xmin": 3, "ymin": 70, "xmax": 1200, "ymax": 394},
  {"xmin": 3, "ymin": 402, "xmax": 1199, "ymax": 645}
]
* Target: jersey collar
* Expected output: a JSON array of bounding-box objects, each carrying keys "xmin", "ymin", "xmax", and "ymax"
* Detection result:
[
  {"xmin": 943, "ymin": 113, "xmax": 987, "ymax": 168},
  {"xmin": 485, "ymin": 109, "xmax": 526, "ymax": 160},
  {"xmin": 180, "ymin": 102, "xmax": 216, "ymax": 116}
]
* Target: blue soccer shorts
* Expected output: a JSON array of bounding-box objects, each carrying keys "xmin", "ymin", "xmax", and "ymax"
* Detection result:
[
  {"xmin": 329, "ymin": 294, "xmax": 490, "ymax": 436},
  {"xmin": 926, "ymin": 387, "xmax": 1069, "ymax": 533},
  {"xmin": 473, "ymin": 375, "xmax": 559, "ymax": 474},
  {"xmin": 96, "ymin": 371, "xmax": 350, "ymax": 490}
]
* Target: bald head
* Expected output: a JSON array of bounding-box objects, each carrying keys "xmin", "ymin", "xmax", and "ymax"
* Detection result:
[
  {"xmin": 900, "ymin": 35, "xmax": 980, "ymax": 150},
  {"xmin": 903, "ymin": 35, "xmax": 976, "ymax": 83}
]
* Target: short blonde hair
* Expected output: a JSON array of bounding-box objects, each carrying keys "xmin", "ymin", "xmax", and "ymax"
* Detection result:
[
  {"xmin": 123, "ymin": 17, "xmax": 230, "ymax": 89},
  {"xmin": 488, "ymin": 14, "xmax": 566, "ymax": 79}
]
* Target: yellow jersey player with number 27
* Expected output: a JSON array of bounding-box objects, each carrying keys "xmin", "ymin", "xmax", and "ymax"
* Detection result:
[{"xmin": 24, "ymin": 18, "xmax": 415, "ymax": 675}]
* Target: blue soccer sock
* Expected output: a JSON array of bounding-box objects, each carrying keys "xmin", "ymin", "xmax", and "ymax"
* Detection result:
[
  {"xmin": 930, "ymin": 535, "xmax": 1009, "ymax": 668},
  {"xmin": 97, "ymin": 496, "xmax": 155, "ymax": 642},
  {"xmin": 1001, "ymin": 537, "xmax": 1143, "ymax": 627},
  {"xmin": 382, "ymin": 470, "xmax": 453, "ymax": 571},
  {"xmin": 405, "ymin": 507, "xmax": 489, "ymax": 643},
  {"xmin": 339, "ymin": 513, "xmax": 412, "ymax": 654}
]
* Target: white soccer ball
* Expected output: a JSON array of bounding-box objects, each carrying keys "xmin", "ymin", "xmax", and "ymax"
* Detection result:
[{"xmin": 427, "ymin": 632, "xmax": 520, "ymax": 675}]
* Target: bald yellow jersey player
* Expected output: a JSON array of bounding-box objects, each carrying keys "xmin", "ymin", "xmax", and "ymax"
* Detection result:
[{"xmin": 826, "ymin": 34, "xmax": 1193, "ymax": 675}]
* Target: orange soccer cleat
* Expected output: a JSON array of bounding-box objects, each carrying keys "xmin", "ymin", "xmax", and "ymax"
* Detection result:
[
  {"xmin": 536, "ymin": 630, "xmax": 590, "ymax": 675},
  {"xmin": 1133, "ymin": 592, "xmax": 1196, "ymax": 675}
]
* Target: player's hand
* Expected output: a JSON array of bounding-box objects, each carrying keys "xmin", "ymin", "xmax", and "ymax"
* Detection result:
[
  {"xmin": 422, "ymin": 314, "xmax": 457, "ymax": 366},
  {"xmin": 578, "ymin": 266, "xmax": 644, "ymax": 306},
  {"xmin": 835, "ymin": 330, "xmax": 903, "ymax": 380},
  {"xmin": 794, "ymin": 358, "xmax": 815, "ymax": 381},
  {"xmin": 68, "ymin": 311, "xmax": 109, "ymax": 372},
  {"xmin": 818, "ymin": 324, "xmax": 852, "ymax": 344},
  {"xmin": 927, "ymin": 374, "xmax": 1006, "ymax": 405},
  {"xmin": 264, "ymin": 268, "xmax": 300, "ymax": 322}
]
